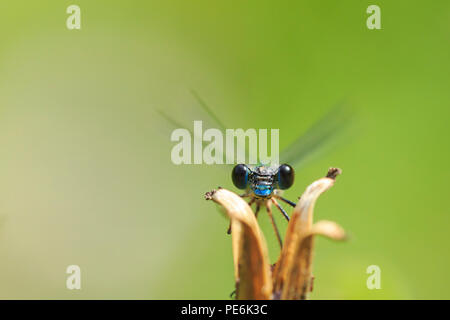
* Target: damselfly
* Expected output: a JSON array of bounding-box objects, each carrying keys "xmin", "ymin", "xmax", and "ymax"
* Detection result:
[
  {"xmin": 158, "ymin": 91, "xmax": 352, "ymax": 248},
  {"xmin": 230, "ymin": 162, "xmax": 295, "ymax": 248}
]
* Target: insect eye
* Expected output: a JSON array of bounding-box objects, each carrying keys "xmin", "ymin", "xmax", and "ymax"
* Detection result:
[
  {"xmin": 277, "ymin": 164, "xmax": 294, "ymax": 190},
  {"xmin": 231, "ymin": 164, "xmax": 250, "ymax": 189}
]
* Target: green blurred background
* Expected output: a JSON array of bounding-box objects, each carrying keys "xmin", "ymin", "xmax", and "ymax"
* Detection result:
[{"xmin": 0, "ymin": 0, "xmax": 449, "ymax": 299}]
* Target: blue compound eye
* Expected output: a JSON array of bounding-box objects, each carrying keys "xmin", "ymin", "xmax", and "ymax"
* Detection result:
[
  {"xmin": 231, "ymin": 164, "xmax": 250, "ymax": 189},
  {"xmin": 277, "ymin": 164, "xmax": 294, "ymax": 190}
]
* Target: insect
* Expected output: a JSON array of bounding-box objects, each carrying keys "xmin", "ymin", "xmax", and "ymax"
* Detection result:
[
  {"xmin": 158, "ymin": 90, "xmax": 352, "ymax": 248},
  {"xmin": 230, "ymin": 163, "xmax": 296, "ymax": 247}
]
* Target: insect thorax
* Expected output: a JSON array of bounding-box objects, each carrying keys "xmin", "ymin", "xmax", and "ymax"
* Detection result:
[{"xmin": 249, "ymin": 165, "xmax": 279, "ymax": 198}]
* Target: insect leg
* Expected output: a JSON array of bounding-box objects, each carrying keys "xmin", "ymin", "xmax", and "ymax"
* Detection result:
[
  {"xmin": 271, "ymin": 198, "xmax": 290, "ymax": 221},
  {"xmin": 266, "ymin": 201, "xmax": 283, "ymax": 249},
  {"xmin": 274, "ymin": 195, "xmax": 297, "ymax": 208},
  {"xmin": 254, "ymin": 202, "xmax": 261, "ymax": 218},
  {"xmin": 226, "ymin": 222, "xmax": 232, "ymax": 235}
]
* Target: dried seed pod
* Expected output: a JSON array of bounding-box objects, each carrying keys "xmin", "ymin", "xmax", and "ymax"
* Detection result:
[
  {"xmin": 206, "ymin": 167, "xmax": 346, "ymax": 300},
  {"xmin": 273, "ymin": 168, "xmax": 345, "ymax": 300},
  {"xmin": 206, "ymin": 188, "xmax": 272, "ymax": 299}
]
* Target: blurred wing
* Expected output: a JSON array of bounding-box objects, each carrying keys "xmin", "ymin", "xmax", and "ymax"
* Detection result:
[
  {"xmin": 279, "ymin": 101, "xmax": 354, "ymax": 170},
  {"xmin": 190, "ymin": 89, "xmax": 228, "ymax": 131},
  {"xmin": 156, "ymin": 91, "xmax": 233, "ymax": 168},
  {"xmin": 190, "ymin": 90, "xmax": 253, "ymax": 163}
]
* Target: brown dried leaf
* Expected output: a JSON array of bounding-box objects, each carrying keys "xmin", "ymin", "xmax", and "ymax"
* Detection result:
[{"xmin": 205, "ymin": 188, "xmax": 272, "ymax": 300}]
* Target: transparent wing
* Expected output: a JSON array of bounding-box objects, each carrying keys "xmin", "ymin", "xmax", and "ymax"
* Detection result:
[
  {"xmin": 279, "ymin": 101, "xmax": 355, "ymax": 170},
  {"xmin": 156, "ymin": 90, "xmax": 227, "ymax": 134},
  {"xmin": 157, "ymin": 92, "xmax": 354, "ymax": 170},
  {"xmin": 189, "ymin": 90, "xmax": 228, "ymax": 132},
  {"xmin": 155, "ymin": 90, "xmax": 236, "ymax": 168},
  {"xmin": 190, "ymin": 90, "xmax": 256, "ymax": 164}
]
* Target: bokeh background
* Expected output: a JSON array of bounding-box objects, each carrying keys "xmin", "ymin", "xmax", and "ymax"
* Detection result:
[{"xmin": 0, "ymin": 0, "xmax": 449, "ymax": 299}]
